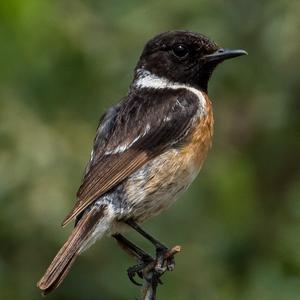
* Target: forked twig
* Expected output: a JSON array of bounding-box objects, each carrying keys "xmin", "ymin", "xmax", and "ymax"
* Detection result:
[{"xmin": 141, "ymin": 245, "xmax": 181, "ymax": 300}]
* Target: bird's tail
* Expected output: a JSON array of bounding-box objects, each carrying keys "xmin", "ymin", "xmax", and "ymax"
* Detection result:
[{"xmin": 37, "ymin": 204, "xmax": 113, "ymax": 295}]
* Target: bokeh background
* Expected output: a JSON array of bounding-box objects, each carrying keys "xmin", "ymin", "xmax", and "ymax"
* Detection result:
[{"xmin": 1, "ymin": 0, "xmax": 300, "ymax": 299}]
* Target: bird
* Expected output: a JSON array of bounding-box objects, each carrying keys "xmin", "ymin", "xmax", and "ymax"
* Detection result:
[{"xmin": 37, "ymin": 30, "xmax": 247, "ymax": 294}]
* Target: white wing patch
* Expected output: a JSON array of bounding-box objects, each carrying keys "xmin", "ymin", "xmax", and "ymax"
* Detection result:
[{"xmin": 104, "ymin": 122, "xmax": 151, "ymax": 155}]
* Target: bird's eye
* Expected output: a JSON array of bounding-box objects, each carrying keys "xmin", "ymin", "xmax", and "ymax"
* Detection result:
[{"xmin": 172, "ymin": 44, "xmax": 189, "ymax": 58}]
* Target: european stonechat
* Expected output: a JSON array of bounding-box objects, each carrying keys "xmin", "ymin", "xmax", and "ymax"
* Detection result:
[{"xmin": 37, "ymin": 30, "xmax": 247, "ymax": 294}]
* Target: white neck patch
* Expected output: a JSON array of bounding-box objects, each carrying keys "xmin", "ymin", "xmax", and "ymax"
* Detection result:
[{"xmin": 134, "ymin": 69, "xmax": 206, "ymax": 112}]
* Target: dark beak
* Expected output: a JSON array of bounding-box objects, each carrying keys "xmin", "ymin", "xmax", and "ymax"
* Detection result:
[{"xmin": 204, "ymin": 48, "xmax": 248, "ymax": 63}]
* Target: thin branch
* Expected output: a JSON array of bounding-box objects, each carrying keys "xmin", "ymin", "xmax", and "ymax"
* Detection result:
[{"xmin": 140, "ymin": 245, "xmax": 181, "ymax": 300}]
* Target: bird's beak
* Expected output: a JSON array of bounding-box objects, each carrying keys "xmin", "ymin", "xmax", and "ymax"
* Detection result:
[{"xmin": 204, "ymin": 48, "xmax": 248, "ymax": 63}]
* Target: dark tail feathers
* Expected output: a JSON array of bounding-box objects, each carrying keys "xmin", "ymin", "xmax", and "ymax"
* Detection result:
[{"xmin": 37, "ymin": 206, "xmax": 106, "ymax": 295}]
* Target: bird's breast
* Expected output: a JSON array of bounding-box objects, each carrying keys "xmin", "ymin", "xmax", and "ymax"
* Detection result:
[
  {"xmin": 181, "ymin": 93, "xmax": 214, "ymax": 175},
  {"xmin": 122, "ymin": 94, "xmax": 214, "ymax": 222}
]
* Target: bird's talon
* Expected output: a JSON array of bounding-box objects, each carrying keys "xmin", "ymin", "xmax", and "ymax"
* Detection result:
[
  {"xmin": 127, "ymin": 270, "xmax": 142, "ymax": 286},
  {"xmin": 167, "ymin": 263, "xmax": 175, "ymax": 271},
  {"xmin": 126, "ymin": 257, "xmax": 155, "ymax": 286},
  {"xmin": 166, "ymin": 256, "xmax": 175, "ymax": 271},
  {"xmin": 137, "ymin": 271, "xmax": 143, "ymax": 279},
  {"xmin": 154, "ymin": 266, "xmax": 167, "ymax": 274}
]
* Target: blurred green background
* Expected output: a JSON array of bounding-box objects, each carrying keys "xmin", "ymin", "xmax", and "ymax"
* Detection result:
[{"xmin": 1, "ymin": 0, "xmax": 300, "ymax": 299}]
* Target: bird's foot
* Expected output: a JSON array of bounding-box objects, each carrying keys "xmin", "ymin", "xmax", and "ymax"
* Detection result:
[
  {"xmin": 126, "ymin": 254, "xmax": 170, "ymax": 286},
  {"xmin": 156, "ymin": 245, "xmax": 177, "ymax": 269},
  {"xmin": 127, "ymin": 245, "xmax": 181, "ymax": 286},
  {"xmin": 127, "ymin": 255, "xmax": 154, "ymax": 286},
  {"xmin": 165, "ymin": 254, "xmax": 176, "ymax": 271}
]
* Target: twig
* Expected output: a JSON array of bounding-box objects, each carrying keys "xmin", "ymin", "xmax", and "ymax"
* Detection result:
[{"xmin": 140, "ymin": 245, "xmax": 181, "ymax": 300}]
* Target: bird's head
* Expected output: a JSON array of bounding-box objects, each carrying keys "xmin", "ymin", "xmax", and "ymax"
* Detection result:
[{"xmin": 135, "ymin": 30, "xmax": 247, "ymax": 92}]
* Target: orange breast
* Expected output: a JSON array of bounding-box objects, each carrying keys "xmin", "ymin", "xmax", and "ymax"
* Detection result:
[
  {"xmin": 142, "ymin": 93, "xmax": 214, "ymax": 194},
  {"xmin": 180, "ymin": 94, "xmax": 214, "ymax": 174}
]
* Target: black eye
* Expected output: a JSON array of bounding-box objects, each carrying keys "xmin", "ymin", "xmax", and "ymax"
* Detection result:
[{"xmin": 172, "ymin": 44, "xmax": 189, "ymax": 58}]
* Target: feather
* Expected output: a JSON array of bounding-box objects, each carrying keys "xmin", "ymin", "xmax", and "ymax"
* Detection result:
[{"xmin": 37, "ymin": 205, "xmax": 106, "ymax": 294}]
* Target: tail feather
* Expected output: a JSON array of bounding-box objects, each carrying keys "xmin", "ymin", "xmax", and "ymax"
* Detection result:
[
  {"xmin": 37, "ymin": 205, "xmax": 107, "ymax": 295},
  {"xmin": 39, "ymin": 252, "xmax": 78, "ymax": 295}
]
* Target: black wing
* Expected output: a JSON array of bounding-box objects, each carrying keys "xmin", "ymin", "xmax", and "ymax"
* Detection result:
[{"xmin": 62, "ymin": 88, "xmax": 199, "ymax": 226}]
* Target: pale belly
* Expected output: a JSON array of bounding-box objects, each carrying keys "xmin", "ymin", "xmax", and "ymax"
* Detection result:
[
  {"xmin": 121, "ymin": 148, "xmax": 198, "ymax": 222},
  {"xmin": 122, "ymin": 143, "xmax": 211, "ymax": 224}
]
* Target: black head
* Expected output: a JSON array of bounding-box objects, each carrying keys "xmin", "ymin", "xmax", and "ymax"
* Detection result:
[{"xmin": 135, "ymin": 30, "xmax": 247, "ymax": 92}]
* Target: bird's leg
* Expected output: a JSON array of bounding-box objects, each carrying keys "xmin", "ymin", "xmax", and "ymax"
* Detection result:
[
  {"xmin": 112, "ymin": 233, "xmax": 154, "ymax": 286},
  {"xmin": 113, "ymin": 233, "xmax": 152, "ymax": 261},
  {"xmin": 125, "ymin": 220, "xmax": 176, "ymax": 273}
]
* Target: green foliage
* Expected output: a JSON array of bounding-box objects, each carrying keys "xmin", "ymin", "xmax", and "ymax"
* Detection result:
[{"xmin": 0, "ymin": 0, "xmax": 299, "ymax": 299}]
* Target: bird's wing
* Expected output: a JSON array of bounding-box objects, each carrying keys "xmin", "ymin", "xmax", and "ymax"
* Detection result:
[{"xmin": 62, "ymin": 89, "xmax": 199, "ymax": 226}]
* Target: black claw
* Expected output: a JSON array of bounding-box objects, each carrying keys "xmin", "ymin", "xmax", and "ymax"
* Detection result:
[
  {"xmin": 127, "ymin": 270, "xmax": 143, "ymax": 286},
  {"xmin": 167, "ymin": 263, "xmax": 175, "ymax": 271},
  {"xmin": 166, "ymin": 256, "xmax": 175, "ymax": 271},
  {"xmin": 154, "ymin": 266, "xmax": 166, "ymax": 275},
  {"xmin": 126, "ymin": 257, "xmax": 154, "ymax": 286},
  {"xmin": 137, "ymin": 271, "xmax": 143, "ymax": 279}
]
